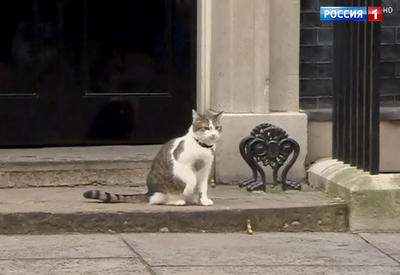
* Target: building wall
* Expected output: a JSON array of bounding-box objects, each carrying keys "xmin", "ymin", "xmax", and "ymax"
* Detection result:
[
  {"xmin": 302, "ymin": 0, "xmax": 400, "ymax": 172},
  {"xmin": 300, "ymin": 0, "xmax": 400, "ymax": 109},
  {"xmin": 300, "ymin": 0, "xmax": 333, "ymax": 109},
  {"xmin": 200, "ymin": 0, "xmax": 308, "ymax": 183},
  {"xmin": 307, "ymin": 120, "xmax": 400, "ymax": 172}
]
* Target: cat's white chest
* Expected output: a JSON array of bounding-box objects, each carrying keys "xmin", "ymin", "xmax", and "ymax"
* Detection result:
[
  {"xmin": 172, "ymin": 137, "xmax": 214, "ymax": 168},
  {"xmin": 185, "ymin": 139, "xmax": 213, "ymax": 162}
]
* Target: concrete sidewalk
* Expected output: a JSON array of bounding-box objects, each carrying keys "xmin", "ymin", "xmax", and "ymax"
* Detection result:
[{"xmin": 0, "ymin": 233, "xmax": 399, "ymax": 274}]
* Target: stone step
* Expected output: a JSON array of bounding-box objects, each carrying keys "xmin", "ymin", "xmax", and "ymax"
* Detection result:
[
  {"xmin": 0, "ymin": 146, "xmax": 160, "ymax": 188},
  {"xmin": 0, "ymin": 185, "xmax": 348, "ymax": 234}
]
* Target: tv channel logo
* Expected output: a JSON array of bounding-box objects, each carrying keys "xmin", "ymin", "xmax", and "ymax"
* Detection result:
[
  {"xmin": 320, "ymin": 7, "xmax": 382, "ymax": 22},
  {"xmin": 367, "ymin": 7, "xmax": 382, "ymax": 21}
]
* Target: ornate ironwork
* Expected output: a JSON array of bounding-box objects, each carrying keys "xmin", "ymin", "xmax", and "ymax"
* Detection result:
[{"xmin": 239, "ymin": 123, "xmax": 301, "ymax": 192}]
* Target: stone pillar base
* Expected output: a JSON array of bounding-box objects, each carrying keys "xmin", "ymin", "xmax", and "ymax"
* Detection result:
[
  {"xmin": 216, "ymin": 112, "xmax": 307, "ymax": 184},
  {"xmin": 308, "ymin": 159, "xmax": 400, "ymax": 232}
]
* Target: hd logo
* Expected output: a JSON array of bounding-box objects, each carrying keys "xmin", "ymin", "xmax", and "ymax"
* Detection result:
[{"xmin": 320, "ymin": 7, "xmax": 383, "ymax": 22}]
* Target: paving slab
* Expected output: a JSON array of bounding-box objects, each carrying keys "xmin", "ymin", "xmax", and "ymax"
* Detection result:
[
  {"xmin": 121, "ymin": 233, "xmax": 398, "ymax": 267},
  {"xmin": 152, "ymin": 266, "xmax": 400, "ymax": 275},
  {"xmin": 0, "ymin": 234, "xmax": 132, "ymax": 259},
  {"xmin": 0, "ymin": 233, "xmax": 399, "ymax": 274},
  {"xmin": 0, "ymin": 186, "xmax": 348, "ymax": 233},
  {"xmin": 360, "ymin": 233, "xmax": 400, "ymax": 263},
  {"xmin": 1, "ymin": 258, "xmax": 149, "ymax": 275}
]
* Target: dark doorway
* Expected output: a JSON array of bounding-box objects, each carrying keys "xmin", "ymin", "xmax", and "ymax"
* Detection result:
[{"xmin": 0, "ymin": 0, "xmax": 197, "ymax": 147}]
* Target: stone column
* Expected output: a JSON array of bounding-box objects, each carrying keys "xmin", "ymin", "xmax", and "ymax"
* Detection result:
[
  {"xmin": 209, "ymin": 0, "xmax": 270, "ymax": 113},
  {"xmin": 206, "ymin": 0, "xmax": 307, "ymax": 183},
  {"xmin": 269, "ymin": 0, "xmax": 300, "ymax": 112}
]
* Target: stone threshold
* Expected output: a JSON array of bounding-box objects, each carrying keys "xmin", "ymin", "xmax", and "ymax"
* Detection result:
[
  {"xmin": 0, "ymin": 145, "xmax": 161, "ymax": 164},
  {"xmin": 308, "ymin": 158, "xmax": 400, "ymax": 232},
  {"xmin": 0, "ymin": 146, "xmax": 161, "ymax": 188},
  {"xmin": 0, "ymin": 185, "xmax": 348, "ymax": 234}
]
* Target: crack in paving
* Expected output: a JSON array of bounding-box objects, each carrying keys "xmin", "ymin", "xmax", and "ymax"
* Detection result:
[
  {"xmin": 119, "ymin": 235, "xmax": 157, "ymax": 275},
  {"xmin": 358, "ymin": 234, "xmax": 400, "ymax": 265}
]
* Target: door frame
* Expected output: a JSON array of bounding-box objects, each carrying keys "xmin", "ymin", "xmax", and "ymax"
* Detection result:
[{"xmin": 196, "ymin": 0, "xmax": 212, "ymax": 113}]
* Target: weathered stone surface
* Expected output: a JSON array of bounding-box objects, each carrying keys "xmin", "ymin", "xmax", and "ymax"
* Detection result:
[
  {"xmin": 0, "ymin": 171, "xmax": 12, "ymax": 188},
  {"xmin": 0, "ymin": 145, "xmax": 159, "ymax": 164},
  {"xmin": 0, "ymin": 145, "xmax": 159, "ymax": 188},
  {"xmin": 0, "ymin": 234, "xmax": 133, "ymax": 259},
  {"xmin": 1, "ymin": 259, "xmax": 150, "ymax": 275},
  {"xmin": 360, "ymin": 233, "xmax": 400, "ymax": 262},
  {"xmin": 152, "ymin": 266, "xmax": 400, "ymax": 275},
  {"xmin": 0, "ymin": 233, "xmax": 149, "ymax": 275},
  {"xmin": 122, "ymin": 233, "xmax": 395, "ymax": 266},
  {"xmin": 6, "ymin": 163, "xmax": 150, "ymax": 188},
  {"xmin": 1, "ymin": 232, "xmax": 400, "ymax": 275},
  {"xmin": 308, "ymin": 159, "xmax": 400, "ymax": 232},
  {"xmin": 0, "ymin": 186, "xmax": 347, "ymax": 233}
]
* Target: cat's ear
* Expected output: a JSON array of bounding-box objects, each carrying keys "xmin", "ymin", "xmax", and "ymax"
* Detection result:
[
  {"xmin": 215, "ymin": 111, "xmax": 223, "ymax": 118},
  {"xmin": 213, "ymin": 111, "xmax": 223, "ymax": 120},
  {"xmin": 192, "ymin": 109, "xmax": 201, "ymax": 121},
  {"xmin": 205, "ymin": 109, "xmax": 223, "ymax": 117}
]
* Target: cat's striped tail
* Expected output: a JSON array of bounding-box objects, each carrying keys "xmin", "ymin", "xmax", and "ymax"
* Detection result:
[{"xmin": 83, "ymin": 190, "xmax": 148, "ymax": 203}]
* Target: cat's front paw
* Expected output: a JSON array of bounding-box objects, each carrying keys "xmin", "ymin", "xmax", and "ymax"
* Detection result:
[
  {"xmin": 174, "ymin": 200, "xmax": 186, "ymax": 206},
  {"xmin": 200, "ymin": 197, "xmax": 214, "ymax": 206}
]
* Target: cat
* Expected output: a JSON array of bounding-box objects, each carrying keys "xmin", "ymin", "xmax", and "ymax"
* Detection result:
[{"xmin": 83, "ymin": 109, "xmax": 223, "ymax": 206}]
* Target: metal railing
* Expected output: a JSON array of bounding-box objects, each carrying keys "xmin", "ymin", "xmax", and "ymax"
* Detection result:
[{"xmin": 332, "ymin": 0, "xmax": 381, "ymax": 174}]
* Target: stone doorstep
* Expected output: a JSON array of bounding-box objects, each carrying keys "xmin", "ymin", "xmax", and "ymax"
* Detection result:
[
  {"xmin": 0, "ymin": 145, "xmax": 161, "ymax": 188},
  {"xmin": 308, "ymin": 158, "xmax": 400, "ymax": 232},
  {"xmin": 0, "ymin": 185, "xmax": 348, "ymax": 234}
]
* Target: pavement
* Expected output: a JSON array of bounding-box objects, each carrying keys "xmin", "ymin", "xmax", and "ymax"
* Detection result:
[
  {"xmin": 0, "ymin": 232, "xmax": 400, "ymax": 274},
  {"xmin": 0, "ymin": 185, "xmax": 347, "ymax": 233}
]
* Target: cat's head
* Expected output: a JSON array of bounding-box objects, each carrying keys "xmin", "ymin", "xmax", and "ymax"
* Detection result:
[{"xmin": 191, "ymin": 109, "xmax": 223, "ymax": 144}]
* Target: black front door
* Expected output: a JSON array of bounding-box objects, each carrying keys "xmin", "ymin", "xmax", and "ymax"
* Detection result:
[{"xmin": 0, "ymin": 0, "xmax": 196, "ymax": 147}]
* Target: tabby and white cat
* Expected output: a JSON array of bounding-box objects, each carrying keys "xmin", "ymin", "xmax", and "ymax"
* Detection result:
[{"xmin": 83, "ymin": 109, "xmax": 223, "ymax": 206}]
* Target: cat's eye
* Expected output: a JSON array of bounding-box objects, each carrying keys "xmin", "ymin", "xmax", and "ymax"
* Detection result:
[
  {"xmin": 216, "ymin": 126, "xmax": 222, "ymax": 131},
  {"xmin": 201, "ymin": 127, "xmax": 210, "ymax": 131}
]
